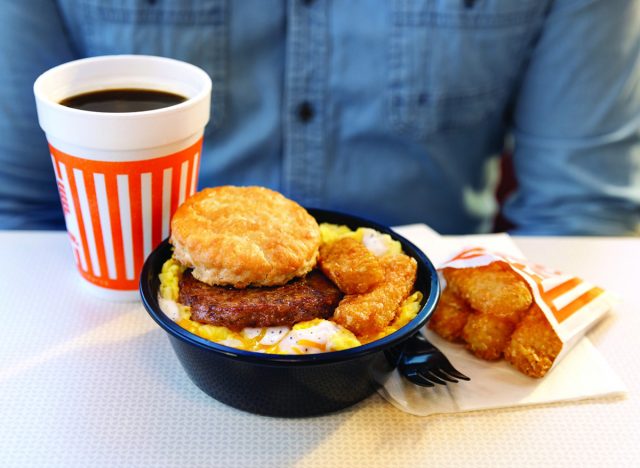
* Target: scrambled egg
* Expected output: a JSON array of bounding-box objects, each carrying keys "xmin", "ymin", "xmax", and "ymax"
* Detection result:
[
  {"xmin": 158, "ymin": 223, "xmax": 422, "ymax": 354},
  {"xmin": 320, "ymin": 224, "xmax": 403, "ymax": 256}
]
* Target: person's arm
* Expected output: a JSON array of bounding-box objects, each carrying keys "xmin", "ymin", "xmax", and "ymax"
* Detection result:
[
  {"xmin": 0, "ymin": 0, "xmax": 77, "ymax": 229},
  {"xmin": 504, "ymin": 0, "xmax": 640, "ymax": 235}
]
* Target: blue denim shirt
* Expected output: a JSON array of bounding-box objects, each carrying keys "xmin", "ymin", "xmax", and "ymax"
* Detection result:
[{"xmin": 1, "ymin": 0, "xmax": 639, "ymax": 234}]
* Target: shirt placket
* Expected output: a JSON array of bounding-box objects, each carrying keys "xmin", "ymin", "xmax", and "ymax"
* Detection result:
[{"xmin": 282, "ymin": 0, "xmax": 328, "ymax": 207}]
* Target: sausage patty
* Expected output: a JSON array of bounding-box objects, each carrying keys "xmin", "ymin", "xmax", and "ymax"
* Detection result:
[{"xmin": 179, "ymin": 270, "xmax": 343, "ymax": 330}]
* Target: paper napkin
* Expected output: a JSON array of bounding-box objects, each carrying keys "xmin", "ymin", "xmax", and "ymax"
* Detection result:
[{"xmin": 379, "ymin": 225, "xmax": 627, "ymax": 416}]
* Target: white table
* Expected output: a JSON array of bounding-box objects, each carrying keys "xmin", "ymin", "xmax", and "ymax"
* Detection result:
[{"xmin": 1, "ymin": 232, "xmax": 638, "ymax": 468}]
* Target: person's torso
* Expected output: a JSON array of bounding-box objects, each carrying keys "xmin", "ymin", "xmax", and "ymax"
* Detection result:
[{"xmin": 55, "ymin": 0, "xmax": 549, "ymax": 233}]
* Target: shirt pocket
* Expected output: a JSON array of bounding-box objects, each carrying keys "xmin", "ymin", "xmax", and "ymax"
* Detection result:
[
  {"xmin": 60, "ymin": 0, "xmax": 228, "ymax": 133},
  {"xmin": 388, "ymin": 0, "xmax": 545, "ymax": 139}
]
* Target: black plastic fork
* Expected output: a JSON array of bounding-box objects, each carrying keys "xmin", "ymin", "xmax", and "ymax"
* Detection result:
[{"xmin": 398, "ymin": 332, "xmax": 470, "ymax": 387}]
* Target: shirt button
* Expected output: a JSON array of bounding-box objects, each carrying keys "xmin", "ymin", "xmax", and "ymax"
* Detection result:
[{"xmin": 297, "ymin": 101, "xmax": 314, "ymax": 123}]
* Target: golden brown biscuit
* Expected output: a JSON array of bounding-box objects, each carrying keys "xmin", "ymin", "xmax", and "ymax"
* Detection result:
[
  {"xmin": 319, "ymin": 237, "xmax": 384, "ymax": 294},
  {"xmin": 427, "ymin": 288, "xmax": 471, "ymax": 342},
  {"xmin": 170, "ymin": 186, "xmax": 320, "ymax": 288},
  {"xmin": 332, "ymin": 253, "xmax": 417, "ymax": 337}
]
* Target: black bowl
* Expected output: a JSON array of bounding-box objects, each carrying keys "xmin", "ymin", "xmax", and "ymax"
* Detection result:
[{"xmin": 140, "ymin": 208, "xmax": 440, "ymax": 417}]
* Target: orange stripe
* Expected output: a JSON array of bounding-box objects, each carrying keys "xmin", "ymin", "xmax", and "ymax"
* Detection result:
[
  {"xmin": 463, "ymin": 249, "xmax": 487, "ymax": 255},
  {"xmin": 187, "ymin": 143, "xmax": 202, "ymax": 196},
  {"xmin": 542, "ymin": 278, "xmax": 582, "ymax": 303},
  {"xmin": 452, "ymin": 248, "xmax": 486, "ymax": 260},
  {"xmin": 459, "ymin": 253, "xmax": 487, "ymax": 260},
  {"xmin": 105, "ymin": 173, "xmax": 125, "ymax": 282},
  {"xmin": 554, "ymin": 287, "xmax": 604, "ymax": 323},
  {"xmin": 83, "ymin": 171, "xmax": 108, "ymax": 280},
  {"xmin": 151, "ymin": 170, "xmax": 163, "ymax": 247},
  {"xmin": 182, "ymin": 160, "xmax": 190, "ymax": 203},
  {"xmin": 170, "ymin": 163, "xmax": 181, "ymax": 223},
  {"xmin": 446, "ymin": 248, "xmax": 485, "ymax": 262},
  {"xmin": 509, "ymin": 262, "xmax": 545, "ymax": 283},
  {"xmin": 508, "ymin": 262, "xmax": 560, "ymax": 317},
  {"xmin": 461, "ymin": 247, "xmax": 486, "ymax": 254},
  {"xmin": 93, "ymin": 173, "xmax": 137, "ymax": 291},
  {"xmin": 185, "ymin": 157, "xmax": 194, "ymax": 198},
  {"xmin": 50, "ymin": 150, "xmax": 61, "ymax": 179},
  {"xmin": 66, "ymin": 168, "xmax": 93, "ymax": 275},
  {"xmin": 48, "ymin": 138, "xmax": 203, "ymax": 176},
  {"xmin": 128, "ymin": 173, "xmax": 144, "ymax": 279}
]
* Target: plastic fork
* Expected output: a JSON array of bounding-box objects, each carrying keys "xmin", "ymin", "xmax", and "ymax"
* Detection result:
[{"xmin": 398, "ymin": 332, "xmax": 470, "ymax": 387}]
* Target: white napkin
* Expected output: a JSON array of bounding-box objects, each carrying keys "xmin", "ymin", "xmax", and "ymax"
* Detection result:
[{"xmin": 379, "ymin": 224, "xmax": 627, "ymax": 416}]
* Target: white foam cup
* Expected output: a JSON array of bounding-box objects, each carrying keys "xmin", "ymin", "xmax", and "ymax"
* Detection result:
[{"xmin": 34, "ymin": 55, "xmax": 212, "ymax": 301}]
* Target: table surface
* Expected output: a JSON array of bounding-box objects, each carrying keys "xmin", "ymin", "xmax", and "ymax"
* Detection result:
[{"xmin": 1, "ymin": 231, "xmax": 638, "ymax": 468}]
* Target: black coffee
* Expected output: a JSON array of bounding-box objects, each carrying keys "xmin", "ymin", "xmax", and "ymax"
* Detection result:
[{"xmin": 59, "ymin": 88, "xmax": 187, "ymax": 113}]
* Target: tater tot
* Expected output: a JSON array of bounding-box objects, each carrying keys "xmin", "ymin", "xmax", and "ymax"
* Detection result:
[
  {"xmin": 462, "ymin": 313, "xmax": 515, "ymax": 361},
  {"xmin": 333, "ymin": 253, "xmax": 417, "ymax": 337},
  {"xmin": 319, "ymin": 237, "xmax": 385, "ymax": 294},
  {"xmin": 443, "ymin": 263, "xmax": 532, "ymax": 322},
  {"xmin": 504, "ymin": 306, "xmax": 563, "ymax": 378},
  {"xmin": 427, "ymin": 288, "xmax": 471, "ymax": 342}
]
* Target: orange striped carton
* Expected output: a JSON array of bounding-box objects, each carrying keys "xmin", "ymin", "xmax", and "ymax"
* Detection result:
[
  {"xmin": 440, "ymin": 246, "xmax": 616, "ymax": 369},
  {"xmin": 50, "ymin": 140, "xmax": 202, "ymax": 297}
]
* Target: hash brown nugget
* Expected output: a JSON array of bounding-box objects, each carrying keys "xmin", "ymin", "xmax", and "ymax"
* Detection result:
[
  {"xmin": 319, "ymin": 237, "xmax": 384, "ymax": 294},
  {"xmin": 333, "ymin": 253, "xmax": 417, "ymax": 337},
  {"xmin": 427, "ymin": 288, "xmax": 471, "ymax": 342},
  {"xmin": 504, "ymin": 306, "xmax": 563, "ymax": 378},
  {"xmin": 444, "ymin": 263, "xmax": 532, "ymax": 322},
  {"xmin": 462, "ymin": 313, "xmax": 515, "ymax": 361}
]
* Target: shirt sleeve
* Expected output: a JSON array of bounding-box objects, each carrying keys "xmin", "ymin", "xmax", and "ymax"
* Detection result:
[
  {"xmin": 504, "ymin": 0, "xmax": 640, "ymax": 235},
  {"xmin": 0, "ymin": 1, "xmax": 76, "ymax": 229}
]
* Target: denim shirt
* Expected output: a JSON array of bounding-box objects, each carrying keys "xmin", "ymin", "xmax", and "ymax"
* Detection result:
[{"xmin": 1, "ymin": 0, "xmax": 639, "ymax": 234}]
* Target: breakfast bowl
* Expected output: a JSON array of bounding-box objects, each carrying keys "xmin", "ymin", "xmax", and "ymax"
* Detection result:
[{"xmin": 140, "ymin": 208, "xmax": 440, "ymax": 417}]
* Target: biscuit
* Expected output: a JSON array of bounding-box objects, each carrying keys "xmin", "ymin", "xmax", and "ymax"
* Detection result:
[{"xmin": 170, "ymin": 186, "xmax": 320, "ymax": 288}]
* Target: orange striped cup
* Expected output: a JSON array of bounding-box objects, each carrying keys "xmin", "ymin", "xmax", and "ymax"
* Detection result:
[{"xmin": 34, "ymin": 55, "xmax": 212, "ymax": 300}]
